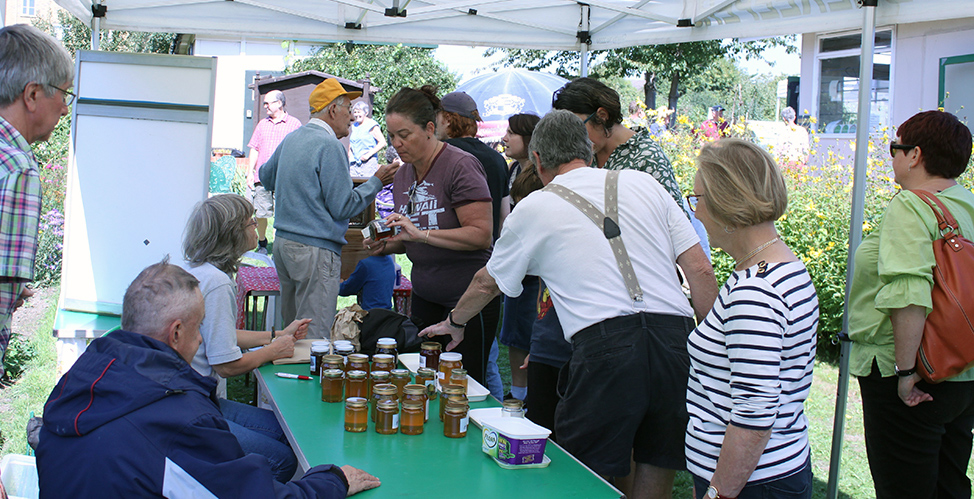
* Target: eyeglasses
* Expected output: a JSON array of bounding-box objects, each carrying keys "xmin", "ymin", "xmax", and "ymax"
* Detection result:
[
  {"xmin": 246, "ymin": 218, "xmax": 258, "ymax": 228},
  {"xmin": 407, "ymin": 181, "xmax": 419, "ymax": 215},
  {"xmin": 889, "ymin": 141, "xmax": 917, "ymax": 158},
  {"xmin": 686, "ymin": 194, "xmax": 704, "ymax": 213},
  {"xmin": 583, "ymin": 111, "xmax": 598, "ymax": 124},
  {"xmin": 46, "ymin": 83, "xmax": 76, "ymax": 106}
]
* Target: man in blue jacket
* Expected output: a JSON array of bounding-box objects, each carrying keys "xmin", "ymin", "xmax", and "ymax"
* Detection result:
[{"xmin": 36, "ymin": 260, "xmax": 380, "ymax": 498}]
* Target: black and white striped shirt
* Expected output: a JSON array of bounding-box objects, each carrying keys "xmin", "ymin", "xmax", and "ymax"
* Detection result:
[{"xmin": 686, "ymin": 261, "xmax": 819, "ymax": 483}]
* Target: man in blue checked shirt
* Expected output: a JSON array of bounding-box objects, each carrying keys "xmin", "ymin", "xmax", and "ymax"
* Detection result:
[{"xmin": 0, "ymin": 24, "xmax": 73, "ymax": 380}]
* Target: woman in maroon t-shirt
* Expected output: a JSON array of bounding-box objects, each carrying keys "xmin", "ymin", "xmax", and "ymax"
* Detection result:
[{"xmin": 364, "ymin": 85, "xmax": 500, "ymax": 387}]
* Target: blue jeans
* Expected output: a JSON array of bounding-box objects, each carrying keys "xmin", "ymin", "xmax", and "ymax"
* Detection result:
[
  {"xmin": 219, "ymin": 399, "xmax": 297, "ymax": 482},
  {"xmin": 485, "ymin": 338, "xmax": 504, "ymax": 401},
  {"xmin": 692, "ymin": 458, "xmax": 812, "ymax": 499}
]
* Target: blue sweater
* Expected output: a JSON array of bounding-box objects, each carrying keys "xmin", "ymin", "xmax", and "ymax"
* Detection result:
[
  {"xmin": 260, "ymin": 119, "xmax": 381, "ymax": 255},
  {"xmin": 339, "ymin": 255, "xmax": 396, "ymax": 310},
  {"xmin": 37, "ymin": 331, "xmax": 349, "ymax": 498}
]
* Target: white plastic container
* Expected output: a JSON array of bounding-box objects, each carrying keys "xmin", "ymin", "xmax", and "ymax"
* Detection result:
[
  {"xmin": 480, "ymin": 417, "xmax": 551, "ymax": 466},
  {"xmin": 0, "ymin": 454, "xmax": 39, "ymax": 499}
]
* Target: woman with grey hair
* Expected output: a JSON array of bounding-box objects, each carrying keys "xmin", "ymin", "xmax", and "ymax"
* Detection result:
[
  {"xmin": 349, "ymin": 100, "xmax": 387, "ymax": 177},
  {"xmin": 685, "ymin": 139, "xmax": 818, "ymax": 499},
  {"xmin": 182, "ymin": 193, "xmax": 311, "ymax": 482},
  {"xmin": 777, "ymin": 106, "xmax": 809, "ymax": 169}
]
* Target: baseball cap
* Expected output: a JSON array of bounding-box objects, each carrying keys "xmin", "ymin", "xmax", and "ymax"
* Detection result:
[
  {"xmin": 711, "ymin": 105, "xmax": 725, "ymax": 112},
  {"xmin": 309, "ymin": 78, "xmax": 362, "ymax": 113},
  {"xmin": 440, "ymin": 91, "xmax": 481, "ymax": 121}
]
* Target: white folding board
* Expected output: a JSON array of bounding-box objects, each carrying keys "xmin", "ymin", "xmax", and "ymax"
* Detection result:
[{"xmin": 61, "ymin": 51, "xmax": 216, "ymax": 315}]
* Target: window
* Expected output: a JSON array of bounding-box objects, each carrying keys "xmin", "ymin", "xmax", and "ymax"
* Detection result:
[
  {"xmin": 815, "ymin": 29, "xmax": 892, "ymax": 134},
  {"xmin": 21, "ymin": 0, "xmax": 35, "ymax": 16}
]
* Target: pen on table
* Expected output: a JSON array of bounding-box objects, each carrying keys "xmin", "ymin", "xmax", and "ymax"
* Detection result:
[{"xmin": 276, "ymin": 373, "xmax": 314, "ymax": 380}]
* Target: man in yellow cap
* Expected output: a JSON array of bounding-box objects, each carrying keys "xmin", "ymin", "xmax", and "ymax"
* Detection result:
[{"xmin": 260, "ymin": 79, "xmax": 398, "ymax": 338}]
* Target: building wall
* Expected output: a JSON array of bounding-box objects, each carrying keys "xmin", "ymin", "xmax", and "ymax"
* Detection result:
[
  {"xmin": 3, "ymin": 0, "xmax": 60, "ymax": 27},
  {"xmin": 799, "ymin": 18, "xmax": 974, "ymax": 166}
]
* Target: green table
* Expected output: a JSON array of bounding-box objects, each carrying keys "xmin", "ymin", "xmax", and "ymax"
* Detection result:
[{"xmin": 257, "ymin": 363, "xmax": 622, "ymax": 498}]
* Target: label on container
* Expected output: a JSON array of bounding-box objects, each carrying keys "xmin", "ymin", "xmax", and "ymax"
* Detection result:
[
  {"xmin": 309, "ymin": 357, "xmax": 317, "ymax": 372},
  {"xmin": 460, "ymin": 416, "xmax": 468, "ymax": 433},
  {"xmin": 424, "ymin": 379, "xmax": 436, "ymax": 399},
  {"xmin": 425, "ymin": 400, "xmax": 430, "ymax": 421},
  {"xmin": 392, "ymin": 414, "xmax": 400, "ymax": 430},
  {"xmin": 420, "ymin": 356, "xmax": 427, "ymax": 368}
]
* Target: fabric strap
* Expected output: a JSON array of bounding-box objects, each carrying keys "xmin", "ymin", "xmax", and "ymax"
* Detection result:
[{"xmin": 543, "ymin": 170, "xmax": 643, "ymax": 302}]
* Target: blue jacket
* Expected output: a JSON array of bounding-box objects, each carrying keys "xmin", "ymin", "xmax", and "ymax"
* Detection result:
[
  {"xmin": 37, "ymin": 331, "xmax": 349, "ymax": 498},
  {"xmin": 339, "ymin": 255, "xmax": 395, "ymax": 310}
]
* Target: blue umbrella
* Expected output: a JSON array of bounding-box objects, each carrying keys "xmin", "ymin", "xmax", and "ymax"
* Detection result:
[{"xmin": 456, "ymin": 69, "xmax": 569, "ymax": 122}]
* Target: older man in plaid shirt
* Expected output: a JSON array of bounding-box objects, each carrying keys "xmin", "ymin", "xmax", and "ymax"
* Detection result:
[{"xmin": 0, "ymin": 25, "xmax": 73, "ymax": 379}]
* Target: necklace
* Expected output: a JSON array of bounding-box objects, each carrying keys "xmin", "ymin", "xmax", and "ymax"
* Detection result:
[{"xmin": 735, "ymin": 236, "xmax": 779, "ymax": 269}]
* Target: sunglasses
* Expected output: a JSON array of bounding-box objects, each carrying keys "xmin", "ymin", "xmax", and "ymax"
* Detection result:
[
  {"xmin": 685, "ymin": 194, "xmax": 703, "ymax": 213},
  {"xmin": 889, "ymin": 141, "xmax": 917, "ymax": 158},
  {"xmin": 406, "ymin": 181, "xmax": 419, "ymax": 215}
]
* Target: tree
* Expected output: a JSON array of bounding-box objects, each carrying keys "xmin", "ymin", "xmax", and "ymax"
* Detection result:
[
  {"xmin": 489, "ymin": 37, "xmax": 795, "ymax": 125},
  {"xmin": 33, "ymin": 10, "xmax": 175, "ymax": 57},
  {"xmin": 289, "ymin": 43, "xmax": 458, "ymax": 130}
]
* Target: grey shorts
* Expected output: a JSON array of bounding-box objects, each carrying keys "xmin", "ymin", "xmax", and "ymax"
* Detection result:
[{"xmin": 247, "ymin": 183, "xmax": 274, "ymax": 218}]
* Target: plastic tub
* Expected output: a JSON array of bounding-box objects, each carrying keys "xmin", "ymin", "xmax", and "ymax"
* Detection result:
[
  {"xmin": 480, "ymin": 417, "xmax": 551, "ymax": 466},
  {"xmin": 0, "ymin": 454, "xmax": 39, "ymax": 499}
]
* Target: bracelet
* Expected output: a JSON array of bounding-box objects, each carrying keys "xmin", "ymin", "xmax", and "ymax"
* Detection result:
[
  {"xmin": 894, "ymin": 364, "xmax": 917, "ymax": 377},
  {"xmin": 448, "ymin": 310, "xmax": 467, "ymax": 329},
  {"xmin": 425, "ymin": 229, "xmax": 431, "ymax": 244}
]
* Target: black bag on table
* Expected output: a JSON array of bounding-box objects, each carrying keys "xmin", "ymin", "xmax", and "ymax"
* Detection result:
[{"xmin": 357, "ymin": 308, "xmax": 422, "ymax": 356}]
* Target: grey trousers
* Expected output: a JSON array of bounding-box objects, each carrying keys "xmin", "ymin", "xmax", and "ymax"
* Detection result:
[{"xmin": 272, "ymin": 236, "xmax": 340, "ymax": 339}]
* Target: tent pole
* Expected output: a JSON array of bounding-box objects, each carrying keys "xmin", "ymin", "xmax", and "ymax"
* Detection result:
[
  {"xmin": 91, "ymin": 2, "xmax": 102, "ymax": 51},
  {"xmin": 579, "ymin": 3, "xmax": 590, "ymax": 77},
  {"xmin": 826, "ymin": 1, "xmax": 876, "ymax": 498}
]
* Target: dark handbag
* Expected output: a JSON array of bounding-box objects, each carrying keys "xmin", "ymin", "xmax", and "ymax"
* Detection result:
[
  {"xmin": 357, "ymin": 308, "xmax": 422, "ymax": 356},
  {"xmin": 911, "ymin": 190, "xmax": 974, "ymax": 383}
]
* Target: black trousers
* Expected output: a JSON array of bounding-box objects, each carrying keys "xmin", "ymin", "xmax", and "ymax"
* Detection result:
[
  {"xmin": 526, "ymin": 360, "xmax": 563, "ymax": 443},
  {"xmin": 858, "ymin": 361, "xmax": 974, "ymax": 499},
  {"xmin": 410, "ymin": 293, "xmax": 500, "ymax": 387}
]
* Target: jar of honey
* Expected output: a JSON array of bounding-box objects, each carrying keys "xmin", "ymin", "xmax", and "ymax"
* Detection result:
[
  {"xmin": 450, "ymin": 368, "xmax": 468, "ymax": 395},
  {"xmin": 374, "ymin": 399, "xmax": 399, "ymax": 435},
  {"xmin": 443, "ymin": 402, "xmax": 469, "ymax": 438},
  {"xmin": 347, "ymin": 353, "xmax": 370, "ymax": 373},
  {"xmin": 334, "ymin": 341, "xmax": 354, "ymax": 360},
  {"xmin": 346, "ymin": 370, "xmax": 369, "ymax": 399},
  {"xmin": 310, "ymin": 342, "xmax": 329, "ymax": 376},
  {"xmin": 390, "ymin": 369, "xmax": 411, "ymax": 398},
  {"xmin": 400, "ymin": 400, "xmax": 424, "ymax": 435},
  {"xmin": 371, "ymin": 384, "xmax": 398, "ymax": 423},
  {"xmin": 501, "ymin": 399, "xmax": 525, "ymax": 418},
  {"xmin": 372, "ymin": 354, "xmax": 396, "ymax": 374},
  {"xmin": 439, "ymin": 385, "xmax": 466, "ymax": 422},
  {"xmin": 370, "ymin": 371, "xmax": 390, "ymax": 398},
  {"xmin": 438, "ymin": 352, "xmax": 463, "ymax": 386},
  {"xmin": 320, "ymin": 369, "xmax": 344, "ymax": 403},
  {"xmin": 416, "ymin": 368, "xmax": 437, "ymax": 401},
  {"xmin": 420, "ymin": 342, "xmax": 441, "ymax": 370},
  {"xmin": 344, "ymin": 397, "xmax": 368, "ymax": 432},
  {"xmin": 403, "ymin": 384, "xmax": 429, "ymax": 422},
  {"xmin": 375, "ymin": 337, "xmax": 398, "ymax": 364},
  {"xmin": 321, "ymin": 354, "xmax": 345, "ymax": 374}
]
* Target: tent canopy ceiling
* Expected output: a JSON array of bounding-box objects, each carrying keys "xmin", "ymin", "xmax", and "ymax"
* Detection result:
[{"xmin": 54, "ymin": 0, "xmax": 974, "ymax": 51}]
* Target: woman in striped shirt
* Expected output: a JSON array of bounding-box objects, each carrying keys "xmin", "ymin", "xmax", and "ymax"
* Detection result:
[{"xmin": 684, "ymin": 139, "xmax": 819, "ymax": 499}]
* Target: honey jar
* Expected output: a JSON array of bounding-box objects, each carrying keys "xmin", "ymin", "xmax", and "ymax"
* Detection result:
[
  {"xmin": 403, "ymin": 384, "xmax": 429, "ymax": 422},
  {"xmin": 346, "ymin": 370, "xmax": 369, "ymax": 399},
  {"xmin": 347, "ymin": 353, "xmax": 370, "ymax": 373},
  {"xmin": 450, "ymin": 368, "xmax": 468, "ymax": 395},
  {"xmin": 416, "ymin": 368, "xmax": 437, "ymax": 400},
  {"xmin": 320, "ymin": 369, "xmax": 344, "ymax": 403},
  {"xmin": 372, "ymin": 354, "xmax": 396, "ymax": 374},
  {"xmin": 321, "ymin": 354, "xmax": 345, "ymax": 374},
  {"xmin": 502, "ymin": 399, "xmax": 525, "ymax": 418},
  {"xmin": 400, "ymin": 400, "xmax": 424, "ymax": 435},
  {"xmin": 438, "ymin": 352, "xmax": 463, "ymax": 386},
  {"xmin": 439, "ymin": 385, "xmax": 466, "ymax": 422},
  {"xmin": 375, "ymin": 337, "xmax": 399, "ymax": 364},
  {"xmin": 371, "ymin": 384, "xmax": 398, "ymax": 423},
  {"xmin": 334, "ymin": 342, "xmax": 354, "ymax": 361},
  {"xmin": 370, "ymin": 371, "xmax": 390, "ymax": 398},
  {"xmin": 443, "ymin": 401, "xmax": 469, "ymax": 438},
  {"xmin": 374, "ymin": 399, "xmax": 399, "ymax": 435},
  {"xmin": 420, "ymin": 342, "xmax": 441, "ymax": 370},
  {"xmin": 344, "ymin": 397, "xmax": 368, "ymax": 432},
  {"xmin": 310, "ymin": 342, "xmax": 329, "ymax": 376},
  {"xmin": 390, "ymin": 369, "xmax": 411, "ymax": 398}
]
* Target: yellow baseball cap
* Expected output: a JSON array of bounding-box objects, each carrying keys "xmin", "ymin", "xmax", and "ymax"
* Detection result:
[{"xmin": 309, "ymin": 78, "xmax": 363, "ymax": 113}]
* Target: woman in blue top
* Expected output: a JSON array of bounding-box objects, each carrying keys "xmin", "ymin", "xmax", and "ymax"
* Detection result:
[{"xmin": 848, "ymin": 110, "xmax": 974, "ymax": 499}]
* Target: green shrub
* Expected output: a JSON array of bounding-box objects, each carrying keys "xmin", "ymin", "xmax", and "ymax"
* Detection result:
[
  {"xmin": 3, "ymin": 332, "xmax": 37, "ymax": 381},
  {"xmin": 660, "ymin": 116, "xmax": 974, "ymax": 360}
]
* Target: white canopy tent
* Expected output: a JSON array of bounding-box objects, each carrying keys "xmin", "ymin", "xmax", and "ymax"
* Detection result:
[
  {"xmin": 49, "ymin": 1, "xmax": 974, "ymax": 497},
  {"xmin": 52, "ymin": 0, "xmax": 974, "ymax": 51}
]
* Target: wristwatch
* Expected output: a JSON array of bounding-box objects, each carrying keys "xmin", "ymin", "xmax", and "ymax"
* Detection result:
[
  {"xmin": 705, "ymin": 485, "xmax": 735, "ymax": 499},
  {"xmin": 894, "ymin": 364, "xmax": 917, "ymax": 377},
  {"xmin": 448, "ymin": 310, "xmax": 467, "ymax": 329}
]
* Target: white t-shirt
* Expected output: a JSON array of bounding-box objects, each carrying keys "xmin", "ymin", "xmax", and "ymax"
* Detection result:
[
  {"xmin": 486, "ymin": 167, "xmax": 698, "ymax": 339},
  {"xmin": 183, "ymin": 262, "xmax": 242, "ymax": 399}
]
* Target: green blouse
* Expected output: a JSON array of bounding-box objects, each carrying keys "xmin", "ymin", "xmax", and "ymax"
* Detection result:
[{"xmin": 849, "ymin": 185, "xmax": 974, "ymax": 380}]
